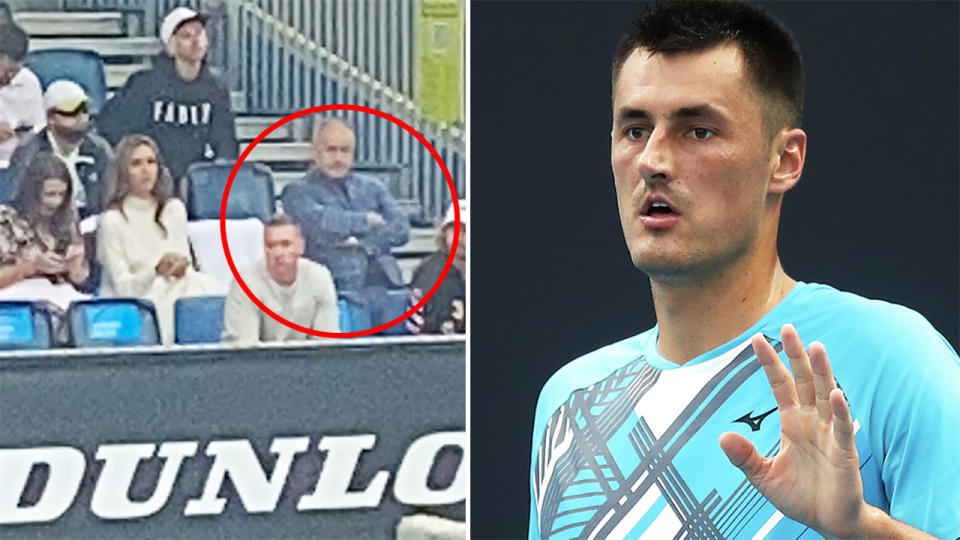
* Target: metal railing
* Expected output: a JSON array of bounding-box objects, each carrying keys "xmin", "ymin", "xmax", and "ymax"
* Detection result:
[
  {"xmin": 240, "ymin": 0, "xmax": 416, "ymax": 101},
  {"xmin": 230, "ymin": 0, "xmax": 464, "ymax": 222}
]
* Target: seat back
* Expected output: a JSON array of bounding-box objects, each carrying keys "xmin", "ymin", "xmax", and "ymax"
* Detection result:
[
  {"xmin": 174, "ymin": 296, "xmax": 226, "ymax": 344},
  {"xmin": 68, "ymin": 298, "xmax": 160, "ymax": 347},
  {"xmin": 378, "ymin": 287, "xmax": 412, "ymax": 336},
  {"xmin": 0, "ymin": 301, "xmax": 53, "ymax": 350},
  {"xmin": 25, "ymin": 49, "xmax": 108, "ymax": 114},
  {"xmin": 337, "ymin": 295, "xmax": 371, "ymax": 333},
  {"xmin": 186, "ymin": 218, "xmax": 264, "ymax": 291},
  {"xmin": 185, "ymin": 161, "xmax": 275, "ymax": 222}
]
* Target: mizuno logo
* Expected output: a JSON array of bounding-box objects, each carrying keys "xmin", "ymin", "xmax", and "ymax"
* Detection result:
[{"xmin": 733, "ymin": 407, "xmax": 778, "ymax": 432}]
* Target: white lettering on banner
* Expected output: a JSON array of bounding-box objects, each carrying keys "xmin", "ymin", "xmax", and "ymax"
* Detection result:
[
  {"xmin": 183, "ymin": 437, "xmax": 310, "ymax": 516},
  {"xmin": 0, "ymin": 432, "xmax": 464, "ymax": 525},
  {"xmin": 153, "ymin": 101, "xmax": 164, "ymax": 122},
  {"xmin": 297, "ymin": 434, "xmax": 390, "ymax": 510},
  {"xmin": 394, "ymin": 431, "xmax": 464, "ymax": 506},
  {"xmin": 0, "ymin": 447, "xmax": 85, "ymax": 524},
  {"xmin": 90, "ymin": 442, "xmax": 199, "ymax": 519}
]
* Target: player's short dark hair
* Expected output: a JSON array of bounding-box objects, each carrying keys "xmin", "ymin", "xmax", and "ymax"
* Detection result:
[
  {"xmin": 613, "ymin": 0, "xmax": 803, "ymax": 138},
  {"xmin": 0, "ymin": 22, "xmax": 29, "ymax": 61}
]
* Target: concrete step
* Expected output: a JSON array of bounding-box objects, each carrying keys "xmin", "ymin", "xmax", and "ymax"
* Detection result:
[
  {"xmin": 395, "ymin": 226, "xmax": 438, "ymax": 257},
  {"xmin": 16, "ymin": 11, "xmax": 124, "ymax": 36},
  {"xmin": 271, "ymin": 170, "xmax": 303, "ymax": 193},
  {"xmin": 29, "ymin": 36, "xmax": 162, "ymax": 58},
  {"xmin": 236, "ymin": 116, "xmax": 292, "ymax": 141},
  {"xmin": 105, "ymin": 62, "xmax": 149, "ymax": 88},
  {"xmin": 241, "ymin": 141, "xmax": 312, "ymax": 163}
]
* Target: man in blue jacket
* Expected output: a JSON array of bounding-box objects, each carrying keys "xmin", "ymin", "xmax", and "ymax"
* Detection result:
[
  {"xmin": 96, "ymin": 7, "xmax": 237, "ymax": 179},
  {"xmin": 281, "ymin": 117, "xmax": 409, "ymax": 325}
]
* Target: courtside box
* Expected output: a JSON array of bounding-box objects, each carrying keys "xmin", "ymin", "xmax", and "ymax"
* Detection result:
[{"xmin": 0, "ymin": 336, "xmax": 465, "ymax": 538}]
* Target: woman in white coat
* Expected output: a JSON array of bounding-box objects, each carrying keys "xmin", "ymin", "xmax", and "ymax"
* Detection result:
[{"xmin": 98, "ymin": 134, "xmax": 222, "ymax": 343}]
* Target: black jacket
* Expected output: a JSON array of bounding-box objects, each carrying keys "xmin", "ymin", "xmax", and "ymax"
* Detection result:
[
  {"xmin": 96, "ymin": 54, "xmax": 238, "ymax": 179},
  {"xmin": 7, "ymin": 127, "xmax": 113, "ymax": 216},
  {"xmin": 410, "ymin": 251, "xmax": 465, "ymax": 334}
]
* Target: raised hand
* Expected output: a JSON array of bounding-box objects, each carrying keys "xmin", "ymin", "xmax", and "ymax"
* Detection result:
[
  {"xmin": 718, "ymin": 324, "xmax": 934, "ymax": 539},
  {"xmin": 719, "ymin": 324, "xmax": 866, "ymax": 538}
]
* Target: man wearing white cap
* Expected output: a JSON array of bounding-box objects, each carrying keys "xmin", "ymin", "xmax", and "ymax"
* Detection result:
[
  {"xmin": 8, "ymin": 80, "xmax": 113, "ymax": 217},
  {"xmin": 408, "ymin": 200, "xmax": 466, "ymax": 334},
  {"xmin": 97, "ymin": 6, "xmax": 237, "ymax": 180},
  {"xmin": 0, "ymin": 21, "xmax": 44, "ymax": 169}
]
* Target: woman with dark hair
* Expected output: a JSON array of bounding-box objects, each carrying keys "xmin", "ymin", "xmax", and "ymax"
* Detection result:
[
  {"xmin": 98, "ymin": 134, "xmax": 220, "ymax": 343},
  {"xmin": 0, "ymin": 151, "xmax": 88, "ymax": 290}
]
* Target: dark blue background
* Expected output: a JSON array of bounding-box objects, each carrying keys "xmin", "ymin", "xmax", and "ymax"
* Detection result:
[{"xmin": 471, "ymin": 2, "xmax": 959, "ymax": 538}]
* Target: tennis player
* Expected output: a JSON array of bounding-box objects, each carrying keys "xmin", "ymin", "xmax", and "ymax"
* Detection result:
[{"xmin": 529, "ymin": 2, "xmax": 960, "ymax": 538}]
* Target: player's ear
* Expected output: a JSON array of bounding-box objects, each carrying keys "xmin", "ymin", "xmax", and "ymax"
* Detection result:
[{"xmin": 768, "ymin": 128, "xmax": 806, "ymax": 194}]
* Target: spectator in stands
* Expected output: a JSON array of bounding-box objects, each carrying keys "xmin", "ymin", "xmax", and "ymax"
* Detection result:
[
  {"xmin": 408, "ymin": 200, "xmax": 466, "ymax": 334},
  {"xmin": 281, "ymin": 117, "xmax": 409, "ymax": 325},
  {"xmin": 0, "ymin": 21, "xmax": 45, "ymax": 168},
  {"xmin": 9, "ymin": 80, "xmax": 113, "ymax": 217},
  {"xmin": 97, "ymin": 7, "xmax": 237, "ymax": 180},
  {"xmin": 99, "ymin": 134, "xmax": 221, "ymax": 344},
  {"xmin": 0, "ymin": 152, "xmax": 87, "ymax": 290},
  {"xmin": 223, "ymin": 214, "xmax": 339, "ymax": 344}
]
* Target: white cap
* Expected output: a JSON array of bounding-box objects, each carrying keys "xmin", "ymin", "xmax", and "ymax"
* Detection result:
[
  {"xmin": 160, "ymin": 7, "xmax": 208, "ymax": 45},
  {"xmin": 43, "ymin": 80, "xmax": 89, "ymax": 113},
  {"xmin": 442, "ymin": 200, "xmax": 467, "ymax": 229}
]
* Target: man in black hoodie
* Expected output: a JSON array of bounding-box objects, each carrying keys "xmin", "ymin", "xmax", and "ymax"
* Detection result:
[{"xmin": 97, "ymin": 7, "xmax": 238, "ymax": 180}]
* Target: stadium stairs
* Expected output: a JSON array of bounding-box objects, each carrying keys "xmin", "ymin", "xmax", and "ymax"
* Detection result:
[{"xmin": 16, "ymin": 8, "xmax": 437, "ymax": 282}]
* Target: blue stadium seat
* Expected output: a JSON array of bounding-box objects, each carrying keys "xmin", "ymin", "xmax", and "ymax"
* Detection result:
[
  {"xmin": 68, "ymin": 298, "xmax": 160, "ymax": 347},
  {"xmin": 338, "ymin": 294, "xmax": 371, "ymax": 333},
  {"xmin": 25, "ymin": 49, "xmax": 108, "ymax": 114},
  {"xmin": 174, "ymin": 296, "xmax": 226, "ymax": 344},
  {"xmin": 184, "ymin": 161, "xmax": 275, "ymax": 221},
  {"xmin": 0, "ymin": 167, "xmax": 13, "ymax": 205},
  {"xmin": 378, "ymin": 287, "xmax": 412, "ymax": 336},
  {"xmin": 0, "ymin": 301, "xmax": 54, "ymax": 350}
]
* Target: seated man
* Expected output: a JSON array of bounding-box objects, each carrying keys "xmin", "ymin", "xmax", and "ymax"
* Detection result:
[
  {"xmin": 96, "ymin": 7, "xmax": 237, "ymax": 180},
  {"xmin": 0, "ymin": 21, "xmax": 44, "ymax": 169},
  {"xmin": 281, "ymin": 117, "xmax": 409, "ymax": 324},
  {"xmin": 9, "ymin": 80, "xmax": 113, "ymax": 217},
  {"xmin": 222, "ymin": 214, "xmax": 338, "ymax": 344}
]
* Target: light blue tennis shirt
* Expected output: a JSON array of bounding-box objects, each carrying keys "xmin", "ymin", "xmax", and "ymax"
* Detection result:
[{"xmin": 529, "ymin": 282, "xmax": 960, "ymax": 539}]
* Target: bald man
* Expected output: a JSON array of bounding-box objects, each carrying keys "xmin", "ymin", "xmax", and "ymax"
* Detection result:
[{"xmin": 280, "ymin": 118, "xmax": 409, "ymax": 325}]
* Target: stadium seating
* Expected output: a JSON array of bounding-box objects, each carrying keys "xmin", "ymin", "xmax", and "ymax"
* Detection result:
[
  {"xmin": 68, "ymin": 298, "xmax": 160, "ymax": 347},
  {"xmin": 0, "ymin": 301, "xmax": 54, "ymax": 350},
  {"xmin": 184, "ymin": 160, "xmax": 275, "ymax": 222},
  {"xmin": 174, "ymin": 296, "xmax": 226, "ymax": 344},
  {"xmin": 25, "ymin": 49, "xmax": 108, "ymax": 114},
  {"xmin": 0, "ymin": 168, "xmax": 13, "ymax": 205},
  {"xmin": 338, "ymin": 294, "xmax": 371, "ymax": 333},
  {"xmin": 379, "ymin": 288, "xmax": 413, "ymax": 336}
]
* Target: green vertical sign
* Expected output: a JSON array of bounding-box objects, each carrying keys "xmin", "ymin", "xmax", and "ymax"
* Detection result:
[{"xmin": 416, "ymin": 0, "xmax": 464, "ymax": 124}]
